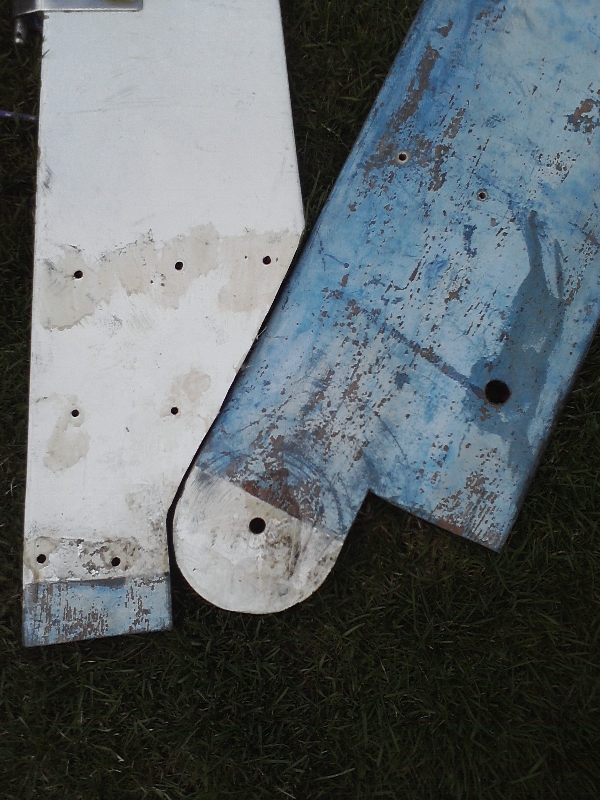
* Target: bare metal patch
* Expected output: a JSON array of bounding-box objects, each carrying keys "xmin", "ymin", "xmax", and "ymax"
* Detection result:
[
  {"xmin": 218, "ymin": 233, "xmax": 299, "ymax": 313},
  {"xmin": 38, "ymin": 226, "xmax": 298, "ymax": 330},
  {"xmin": 43, "ymin": 397, "xmax": 90, "ymax": 471},
  {"xmin": 565, "ymin": 98, "xmax": 600, "ymax": 135}
]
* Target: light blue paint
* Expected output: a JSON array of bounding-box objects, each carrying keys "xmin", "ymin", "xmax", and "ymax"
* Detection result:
[
  {"xmin": 186, "ymin": 0, "xmax": 600, "ymax": 553},
  {"xmin": 184, "ymin": 0, "xmax": 599, "ymax": 562},
  {"xmin": 22, "ymin": 576, "xmax": 171, "ymax": 646}
]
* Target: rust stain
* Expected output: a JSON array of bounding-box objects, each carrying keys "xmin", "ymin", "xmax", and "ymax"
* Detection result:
[
  {"xmin": 429, "ymin": 143, "xmax": 450, "ymax": 191},
  {"xmin": 444, "ymin": 289, "xmax": 462, "ymax": 305},
  {"xmin": 233, "ymin": 432, "xmax": 325, "ymax": 524},
  {"xmin": 433, "ymin": 470, "xmax": 500, "ymax": 541},
  {"xmin": 476, "ymin": 4, "xmax": 507, "ymax": 26},
  {"xmin": 437, "ymin": 21, "xmax": 454, "ymax": 38},
  {"xmin": 403, "ymin": 44, "xmax": 442, "ymax": 119},
  {"xmin": 362, "ymin": 45, "xmax": 441, "ymax": 177},
  {"xmin": 427, "ymin": 108, "xmax": 466, "ymax": 192},
  {"xmin": 565, "ymin": 98, "xmax": 600, "ymax": 134},
  {"xmin": 435, "ymin": 517, "xmax": 463, "ymax": 536},
  {"xmin": 584, "ymin": 228, "xmax": 599, "ymax": 250},
  {"xmin": 443, "ymin": 107, "xmax": 466, "ymax": 141},
  {"xmin": 364, "ymin": 101, "xmax": 465, "ymax": 193}
]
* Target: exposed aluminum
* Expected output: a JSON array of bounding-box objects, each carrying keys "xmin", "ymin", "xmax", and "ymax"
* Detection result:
[
  {"xmin": 14, "ymin": 0, "xmax": 142, "ymax": 41},
  {"xmin": 14, "ymin": 0, "xmax": 142, "ymax": 14}
]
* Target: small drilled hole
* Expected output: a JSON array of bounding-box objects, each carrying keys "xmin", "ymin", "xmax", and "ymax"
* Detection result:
[
  {"xmin": 71, "ymin": 409, "xmax": 80, "ymax": 418},
  {"xmin": 485, "ymin": 380, "xmax": 511, "ymax": 405},
  {"xmin": 263, "ymin": 256, "xmax": 272, "ymax": 265},
  {"xmin": 73, "ymin": 270, "xmax": 84, "ymax": 279},
  {"xmin": 36, "ymin": 553, "xmax": 46, "ymax": 564},
  {"xmin": 249, "ymin": 517, "xmax": 266, "ymax": 534},
  {"xmin": 171, "ymin": 407, "xmax": 179, "ymax": 415},
  {"xmin": 397, "ymin": 151, "xmax": 410, "ymax": 163},
  {"xmin": 174, "ymin": 261, "xmax": 183, "ymax": 271},
  {"xmin": 111, "ymin": 556, "xmax": 121, "ymax": 567},
  {"xmin": 477, "ymin": 190, "xmax": 488, "ymax": 201}
]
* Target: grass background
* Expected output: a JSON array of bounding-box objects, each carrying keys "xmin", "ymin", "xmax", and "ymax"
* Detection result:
[{"xmin": 1, "ymin": 1, "xmax": 599, "ymax": 797}]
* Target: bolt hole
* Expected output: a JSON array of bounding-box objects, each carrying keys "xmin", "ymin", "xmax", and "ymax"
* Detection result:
[
  {"xmin": 71, "ymin": 409, "xmax": 80, "ymax": 418},
  {"xmin": 73, "ymin": 270, "xmax": 84, "ymax": 279},
  {"xmin": 174, "ymin": 261, "xmax": 183, "ymax": 271},
  {"xmin": 477, "ymin": 190, "xmax": 488, "ymax": 201},
  {"xmin": 484, "ymin": 380, "xmax": 511, "ymax": 405},
  {"xmin": 263, "ymin": 256, "xmax": 272, "ymax": 265},
  {"xmin": 171, "ymin": 407, "xmax": 179, "ymax": 415},
  {"xmin": 249, "ymin": 517, "xmax": 266, "ymax": 534},
  {"xmin": 111, "ymin": 556, "xmax": 121, "ymax": 567},
  {"xmin": 36, "ymin": 553, "xmax": 46, "ymax": 564},
  {"xmin": 397, "ymin": 151, "xmax": 410, "ymax": 163}
]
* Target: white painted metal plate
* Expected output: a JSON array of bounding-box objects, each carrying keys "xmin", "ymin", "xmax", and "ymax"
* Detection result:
[{"xmin": 23, "ymin": 0, "xmax": 304, "ymax": 645}]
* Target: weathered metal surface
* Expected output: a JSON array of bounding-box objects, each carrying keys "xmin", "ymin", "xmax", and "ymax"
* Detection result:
[
  {"xmin": 174, "ymin": 0, "xmax": 600, "ymax": 613},
  {"xmin": 23, "ymin": 0, "xmax": 304, "ymax": 644},
  {"xmin": 23, "ymin": 578, "xmax": 170, "ymax": 647}
]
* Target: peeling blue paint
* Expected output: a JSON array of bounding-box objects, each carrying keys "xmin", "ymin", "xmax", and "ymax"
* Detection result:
[
  {"xmin": 463, "ymin": 224, "xmax": 478, "ymax": 258},
  {"xmin": 176, "ymin": 0, "xmax": 600, "ymax": 604},
  {"xmin": 565, "ymin": 98, "xmax": 600, "ymax": 134},
  {"xmin": 23, "ymin": 576, "xmax": 171, "ymax": 647}
]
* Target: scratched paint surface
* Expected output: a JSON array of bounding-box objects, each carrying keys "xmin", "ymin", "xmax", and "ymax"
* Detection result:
[
  {"xmin": 174, "ymin": 0, "xmax": 600, "ymax": 612},
  {"xmin": 23, "ymin": 0, "xmax": 303, "ymax": 644},
  {"xmin": 23, "ymin": 578, "xmax": 170, "ymax": 647}
]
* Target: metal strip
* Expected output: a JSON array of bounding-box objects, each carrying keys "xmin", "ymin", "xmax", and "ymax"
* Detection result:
[
  {"xmin": 174, "ymin": 0, "xmax": 600, "ymax": 614},
  {"xmin": 14, "ymin": 0, "xmax": 142, "ymax": 16}
]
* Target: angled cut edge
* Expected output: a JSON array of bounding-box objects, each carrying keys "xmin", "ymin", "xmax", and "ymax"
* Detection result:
[{"xmin": 174, "ymin": 474, "xmax": 343, "ymax": 614}]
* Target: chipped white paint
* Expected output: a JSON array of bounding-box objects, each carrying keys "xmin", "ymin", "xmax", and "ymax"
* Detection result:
[
  {"xmin": 23, "ymin": 534, "xmax": 162, "ymax": 583},
  {"xmin": 175, "ymin": 476, "xmax": 344, "ymax": 614},
  {"xmin": 23, "ymin": 0, "xmax": 304, "ymax": 644}
]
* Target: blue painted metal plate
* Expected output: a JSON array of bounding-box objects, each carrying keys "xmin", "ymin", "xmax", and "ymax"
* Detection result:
[
  {"xmin": 174, "ymin": 0, "xmax": 600, "ymax": 613},
  {"xmin": 22, "ymin": 577, "xmax": 171, "ymax": 647}
]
